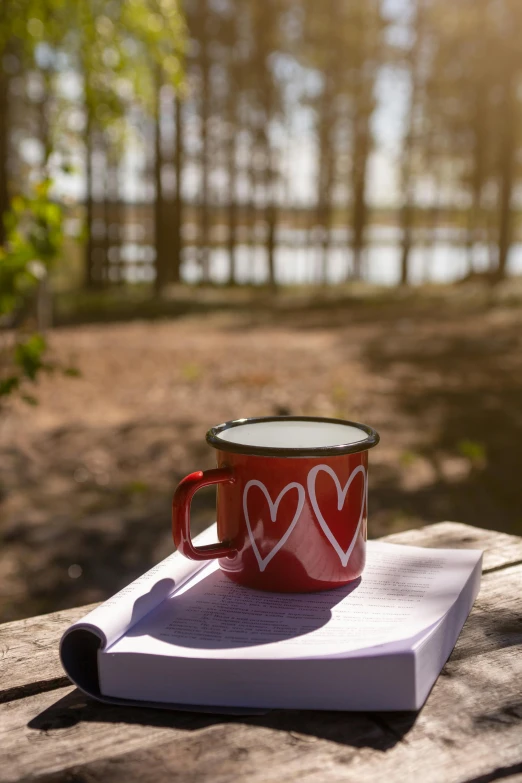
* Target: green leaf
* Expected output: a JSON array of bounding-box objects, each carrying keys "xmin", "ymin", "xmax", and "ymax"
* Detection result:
[
  {"xmin": 21, "ymin": 394, "xmax": 39, "ymax": 406},
  {"xmin": 0, "ymin": 377, "xmax": 20, "ymax": 397},
  {"xmin": 14, "ymin": 334, "xmax": 47, "ymax": 381}
]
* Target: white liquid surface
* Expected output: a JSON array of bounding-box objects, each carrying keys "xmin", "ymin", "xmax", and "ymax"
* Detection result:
[{"xmin": 216, "ymin": 420, "xmax": 368, "ymax": 449}]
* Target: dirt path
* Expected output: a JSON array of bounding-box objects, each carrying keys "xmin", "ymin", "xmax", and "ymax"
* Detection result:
[{"xmin": 2, "ymin": 289, "xmax": 522, "ymax": 622}]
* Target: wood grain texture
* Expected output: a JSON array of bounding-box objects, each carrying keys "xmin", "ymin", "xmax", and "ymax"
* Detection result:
[
  {"xmin": 382, "ymin": 521, "xmax": 522, "ymax": 572},
  {"xmin": 1, "ymin": 523, "xmax": 521, "ymax": 783},
  {"xmin": 0, "ymin": 604, "xmax": 98, "ymax": 703}
]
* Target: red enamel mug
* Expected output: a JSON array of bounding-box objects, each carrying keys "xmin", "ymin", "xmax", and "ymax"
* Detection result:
[{"xmin": 172, "ymin": 416, "xmax": 380, "ymax": 592}]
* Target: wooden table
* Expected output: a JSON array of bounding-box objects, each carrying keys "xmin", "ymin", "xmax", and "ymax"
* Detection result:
[{"xmin": 1, "ymin": 522, "xmax": 522, "ymax": 783}]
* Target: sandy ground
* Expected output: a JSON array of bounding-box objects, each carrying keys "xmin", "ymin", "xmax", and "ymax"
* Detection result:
[{"xmin": 2, "ymin": 287, "xmax": 522, "ymax": 622}]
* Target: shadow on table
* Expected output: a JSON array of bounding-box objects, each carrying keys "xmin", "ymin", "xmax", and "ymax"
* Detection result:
[{"xmin": 28, "ymin": 687, "xmax": 417, "ymax": 751}]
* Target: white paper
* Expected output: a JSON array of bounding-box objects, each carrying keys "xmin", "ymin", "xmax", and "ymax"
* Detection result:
[
  {"xmin": 106, "ymin": 542, "xmax": 482, "ymax": 660},
  {"xmin": 63, "ymin": 525, "xmax": 217, "ymax": 649}
]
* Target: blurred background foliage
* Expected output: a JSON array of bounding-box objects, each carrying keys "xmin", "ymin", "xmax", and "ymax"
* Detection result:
[
  {"xmin": 1, "ymin": 0, "xmax": 522, "ymax": 621},
  {"xmin": 2, "ymin": 0, "xmax": 522, "ymax": 316}
]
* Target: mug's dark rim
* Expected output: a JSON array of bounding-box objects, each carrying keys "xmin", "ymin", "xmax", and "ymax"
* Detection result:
[{"xmin": 206, "ymin": 416, "xmax": 380, "ymax": 458}]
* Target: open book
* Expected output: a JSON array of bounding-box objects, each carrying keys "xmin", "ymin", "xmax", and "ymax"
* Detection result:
[{"xmin": 60, "ymin": 525, "xmax": 482, "ymax": 712}]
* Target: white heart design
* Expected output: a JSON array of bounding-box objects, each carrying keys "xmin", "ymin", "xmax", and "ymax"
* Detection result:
[
  {"xmin": 307, "ymin": 464, "xmax": 367, "ymax": 567},
  {"xmin": 243, "ymin": 480, "xmax": 305, "ymax": 572}
]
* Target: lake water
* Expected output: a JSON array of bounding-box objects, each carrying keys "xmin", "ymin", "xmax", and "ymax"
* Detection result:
[{"xmin": 116, "ymin": 226, "xmax": 522, "ymax": 286}]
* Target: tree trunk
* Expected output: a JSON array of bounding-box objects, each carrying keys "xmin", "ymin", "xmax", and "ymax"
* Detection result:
[
  {"xmin": 246, "ymin": 139, "xmax": 257, "ymax": 278},
  {"xmin": 398, "ymin": 1, "xmax": 426, "ymax": 287},
  {"xmin": 84, "ymin": 107, "xmax": 95, "ymax": 289},
  {"xmin": 227, "ymin": 138, "xmax": 238, "ymax": 284},
  {"xmin": 171, "ymin": 93, "xmax": 183, "ymax": 284},
  {"xmin": 38, "ymin": 71, "xmax": 52, "ymax": 167},
  {"xmin": 102, "ymin": 151, "xmax": 111, "ymax": 287},
  {"xmin": 266, "ymin": 200, "xmax": 276, "ymax": 288},
  {"xmin": 103, "ymin": 142, "xmax": 121, "ymax": 286},
  {"xmin": 0, "ymin": 61, "xmax": 9, "ymax": 247},
  {"xmin": 153, "ymin": 74, "xmax": 166, "ymax": 296},
  {"xmin": 465, "ymin": 190, "xmax": 479, "ymax": 277},
  {"xmin": 226, "ymin": 86, "xmax": 238, "ymax": 284},
  {"xmin": 261, "ymin": 135, "xmax": 277, "ymax": 289},
  {"xmin": 261, "ymin": 76, "xmax": 277, "ymax": 288},
  {"xmin": 110, "ymin": 157, "xmax": 122, "ymax": 284},
  {"xmin": 496, "ymin": 79, "xmax": 515, "ymax": 282},
  {"xmin": 399, "ymin": 208, "xmax": 413, "ymax": 286},
  {"xmin": 199, "ymin": 0, "xmax": 211, "ymax": 283},
  {"xmin": 465, "ymin": 88, "xmax": 487, "ymax": 277},
  {"xmin": 346, "ymin": 0, "xmax": 380, "ymax": 284},
  {"xmin": 351, "ymin": 113, "xmax": 370, "ymax": 281},
  {"xmin": 399, "ymin": 115, "xmax": 414, "ymax": 286},
  {"xmin": 315, "ymin": 69, "xmax": 335, "ymax": 285}
]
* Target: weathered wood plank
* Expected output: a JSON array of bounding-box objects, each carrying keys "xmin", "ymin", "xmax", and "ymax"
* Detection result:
[
  {"xmin": 1, "ymin": 522, "xmax": 519, "ymax": 705},
  {"xmin": 1, "ymin": 559, "xmax": 520, "ymax": 783},
  {"xmin": 0, "ymin": 686, "xmax": 397, "ymax": 782},
  {"xmin": 443, "ymin": 564, "xmax": 522, "ymax": 662},
  {"xmin": 0, "ymin": 604, "xmax": 98, "ymax": 703},
  {"xmin": 381, "ymin": 521, "xmax": 522, "ymax": 572},
  {"xmin": 6, "ymin": 630, "xmax": 522, "ymax": 783},
  {"xmin": 21, "ymin": 678, "xmax": 522, "ymax": 783}
]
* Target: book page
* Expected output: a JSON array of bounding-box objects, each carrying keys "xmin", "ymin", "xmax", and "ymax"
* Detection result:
[
  {"xmin": 62, "ymin": 524, "xmax": 218, "ymax": 650},
  {"xmin": 107, "ymin": 542, "xmax": 482, "ymax": 660}
]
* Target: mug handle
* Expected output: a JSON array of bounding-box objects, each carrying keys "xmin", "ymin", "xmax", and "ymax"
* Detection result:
[{"xmin": 172, "ymin": 467, "xmax": 237, "ymax": 560}]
